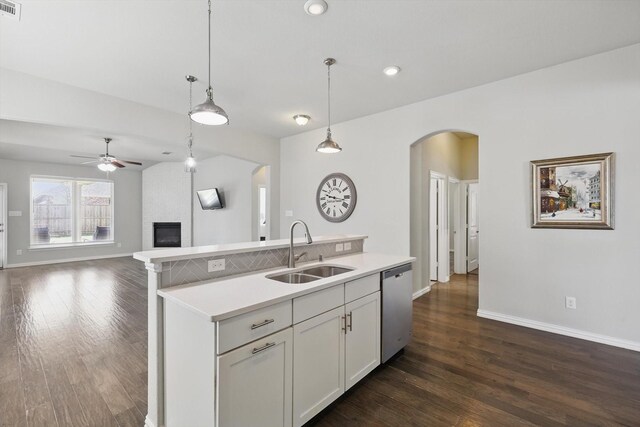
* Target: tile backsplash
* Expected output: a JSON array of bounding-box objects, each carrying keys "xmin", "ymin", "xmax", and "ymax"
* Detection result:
[{"xmin": 161, "ymin": 239, "xmax": 364, "ymax": 287}]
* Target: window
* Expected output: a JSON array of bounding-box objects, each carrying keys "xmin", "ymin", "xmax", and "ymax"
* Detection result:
[{"xmin": 31, "ymin": 176, "xmax": 114, "ymax": 247}]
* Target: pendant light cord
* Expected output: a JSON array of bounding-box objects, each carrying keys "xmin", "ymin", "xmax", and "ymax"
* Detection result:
[
  {"xmin": 207, "ymin": 0, "xmax": 212, "ymax": 94},
  {"xmin": 327, "ymin": 61, "xmax": 331, "ymax": 134},
  {"xmin": 188, "ymin": 80, "xmax": 194, "ymax": 153}
]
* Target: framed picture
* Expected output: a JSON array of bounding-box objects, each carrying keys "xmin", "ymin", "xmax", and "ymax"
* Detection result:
[{"xmin": 531, "ymin": 152, "xmax": 614, "ymax": 229}]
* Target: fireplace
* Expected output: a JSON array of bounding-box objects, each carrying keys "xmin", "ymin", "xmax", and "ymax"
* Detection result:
[{"xmin": 153, "ymin": 222, "xmax": 181, "ymax": 248}]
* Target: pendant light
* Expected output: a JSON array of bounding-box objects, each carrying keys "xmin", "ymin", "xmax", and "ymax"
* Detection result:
[
  {"xmin": 190, "ymin": 0, "xmax": 229, "ymax": 126},
  {"xmin": 185, "ymin": 75, "xmax": 197, "ymax": 173},
  {"xmin": 316, "ymin": 58, "xmax": 342, "ymax": 154}
]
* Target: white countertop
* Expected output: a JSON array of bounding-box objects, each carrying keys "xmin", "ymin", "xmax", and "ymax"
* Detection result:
[
  {"xmin": 158, "ymin": 252, "xmax": 415, "ymax": 321},
  {"xmin": 133, "ymin": 234, "xmax": 367, "ymax": 264}
]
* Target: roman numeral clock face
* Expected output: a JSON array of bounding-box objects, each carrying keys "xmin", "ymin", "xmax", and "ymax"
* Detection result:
[{"xmin": 316, "ymin": 173, "xmax": 357, "ymax": 223}]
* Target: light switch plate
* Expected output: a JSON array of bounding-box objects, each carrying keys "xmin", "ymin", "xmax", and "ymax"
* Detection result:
[
  {"xmin": 344, "ymin": 242, "xmax": 352, "ymax": 251},
  {"xmin": 335, "ymin": 243, "xmax": 344, "ymax": 252},
  {"xmin": 208, "ymin": 259, "xmax": 225, "ymax": 272},
  {"xmin": 285, "ymin": 210, "xmax": 293, "ymax": 217},
  {"xmin": 9, "ymin": 211, "xmax": 22, "ymax": 217},
  {"xmin": 16, "ymin": 249, "xmax": 22, "ymax": 255}
]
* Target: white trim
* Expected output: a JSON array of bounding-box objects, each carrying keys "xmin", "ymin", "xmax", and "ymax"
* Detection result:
[
  {"xmin": 29, "ymin": 241, "xmax": 114, "ymax": 250},
  {"xmin": 413, "ymin": 285, "xmax": 431, "ymax": 300},
  {"xmin": 0, "ymin": 183, "xmax": 7, "ymax": 269},
  {"xmin": 477, "ymin": 309, "xmax": 640, "ymax": 352},
  {"xmin": 4, "ymin": 252, "xmax": 133, "ymax": 269},
  {"xmin": 144, "ymin": 415, "xmax": 155, "ymax": 427}
]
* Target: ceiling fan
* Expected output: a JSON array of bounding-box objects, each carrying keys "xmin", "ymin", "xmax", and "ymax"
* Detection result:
[{"xmin": 70, "ymin": 138, "xmax": 142, "ymax": 172}]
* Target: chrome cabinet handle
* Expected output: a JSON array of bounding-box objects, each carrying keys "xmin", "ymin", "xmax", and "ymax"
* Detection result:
[
  {"xmin": 341, "ymin": 315, "xmax": 347, "ymax": 333},
  {"xmin": 252, "ymin": 342, "xmax": 276, "ymax": 354},
  {"xmin": 347, "ymin": 312, "xmax": 353, "ymax": 332},
  {"xmin": 251, "ymin": 319, "xmax": 275, "ymax": 330}
]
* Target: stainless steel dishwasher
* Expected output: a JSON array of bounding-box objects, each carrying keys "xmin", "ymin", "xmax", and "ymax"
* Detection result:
[{"xmin": 381, "ymin": 263, "xmax": 413, "ymax": 363}]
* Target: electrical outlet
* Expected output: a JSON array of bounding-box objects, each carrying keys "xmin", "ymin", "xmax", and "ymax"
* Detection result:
[
  {"xmin": 208, "ymin": 259, "xmax": 225, "ymax": 272},
  {"xmin": 16, "ymin": 249, "xmax": 22, "ymax": 255},
  {"xmin": 117, "ymin": 242, "xmax": 122, "ymax": 248},
  {"xmin": 565, "ymin": 296, "xmax": 577, "ymax": 309},
  {"xmin": 285, "ymin": 210, "xmax": 293, "ymax": 217},
  {"xmin": 344, "ymin": 242, "xmax": 352, "ymax": 251},
  {"xmin": 335, "ymin": 243, "xmax": 344, "ymax": 252}
]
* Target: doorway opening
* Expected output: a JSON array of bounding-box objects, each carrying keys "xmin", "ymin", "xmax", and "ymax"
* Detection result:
[
  {"xmin": 252, "ymin": 165, "xmax": 271, "ymax": 242},
  {"xmin": 409, "ymin": 131, "xmax": 479, "ymax": 297}
]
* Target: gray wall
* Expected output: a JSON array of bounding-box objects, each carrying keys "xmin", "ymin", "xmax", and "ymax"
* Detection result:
[{"xmin": 0, "ymin": 158, "xmax": 142, "ymax": 266}]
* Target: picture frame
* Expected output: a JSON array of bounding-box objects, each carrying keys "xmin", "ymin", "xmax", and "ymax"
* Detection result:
[{"xmin": 531, "ymin": 152, "xmax": 614, "ymax": 229}]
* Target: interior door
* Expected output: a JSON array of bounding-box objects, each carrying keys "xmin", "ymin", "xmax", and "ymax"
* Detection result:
[
  {"xmin": 429, "ymin": 178, "xmax": 438, "ymax": 281},
  {"xmin": 467, "ymin": 183, "xmax": 479, "ymax": 272}
]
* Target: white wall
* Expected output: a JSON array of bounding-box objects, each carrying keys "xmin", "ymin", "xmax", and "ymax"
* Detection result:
[
  {"xmin": 280, "ymin": 44, "xmax": 640, "ymax": 347},
  {"xmin": 142, "ymin": 162, "xmax": 192, "ymax": 250},
  {"xmin": 0, "ymin": 158, "xmax": 142, "ymax": 266},
  {"xmin": 193, "ymin": 155, "xmax": 259, "ymax": 246}
]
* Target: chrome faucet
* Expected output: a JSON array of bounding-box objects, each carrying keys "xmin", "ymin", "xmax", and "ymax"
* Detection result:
[{"xmin": 289, "ymin": 220, "xmax": 313, "ymax": 268}]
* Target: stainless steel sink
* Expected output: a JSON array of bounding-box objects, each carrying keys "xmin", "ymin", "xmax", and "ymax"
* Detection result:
[
  {"xmin": 267, "ymin": 264, "xmax": 354, "ymax": 284},
  {"xmin": 298, "ymin": 265, "xmax": 354, "ymax": 278},
  {"xmin": 266, "ymin": 272, "xmax": 321, "ymax": 284}
]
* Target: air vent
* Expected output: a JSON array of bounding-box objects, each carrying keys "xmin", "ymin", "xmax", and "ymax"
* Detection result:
[{"xmin": 0, "ymin": 0, "xmax": 21, "ymax": 20}]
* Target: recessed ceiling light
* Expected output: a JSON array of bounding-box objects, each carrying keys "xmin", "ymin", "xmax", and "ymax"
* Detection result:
[
  {"xmin": 383, "ymin": 65, "xmax": 401, "ymax": 76},
  {"xmin": 293, "ymin": 114, "xmax": 310, "ymax": 126},
  {"xmin": 304, "ymin": 0, "xmax": 328, "ymax": 16}
]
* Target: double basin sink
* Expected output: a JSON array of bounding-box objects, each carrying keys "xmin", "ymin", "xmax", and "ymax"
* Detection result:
[{"xmin": 267, "ymin": 265, "xmax": 354, "ymax": 284}]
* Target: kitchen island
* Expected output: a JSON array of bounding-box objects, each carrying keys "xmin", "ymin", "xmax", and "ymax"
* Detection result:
[{"xmin": 134, "ymin": 235, "xmax": 413, "ymax": 427}]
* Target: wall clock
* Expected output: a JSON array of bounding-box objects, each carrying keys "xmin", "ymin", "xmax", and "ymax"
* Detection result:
[{"xmin": 316, "ymin": 173, "xmax": 357, "ymax": 222}]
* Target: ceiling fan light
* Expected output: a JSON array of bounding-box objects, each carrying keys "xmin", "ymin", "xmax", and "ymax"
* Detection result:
[{"xmin": 98, "ymin": 161, "xmax": 117, "ymax": 172}]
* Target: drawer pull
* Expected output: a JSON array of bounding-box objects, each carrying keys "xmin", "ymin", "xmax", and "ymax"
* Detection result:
[
  {"xmin": 347, "ymin": 312, "xmax": 353, "ymax": 331},
  {"xmin": 251, "ymin": 319, "xmax": 275, "ymax": 330},
  {"xmin": 252, "ymin": 342, "xmax": 276, "ymax": 354}
]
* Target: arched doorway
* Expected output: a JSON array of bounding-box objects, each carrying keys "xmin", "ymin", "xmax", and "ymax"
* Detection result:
[{"xmin": 409, "ymin": 130, "xmax": 479, "ymax": 296}]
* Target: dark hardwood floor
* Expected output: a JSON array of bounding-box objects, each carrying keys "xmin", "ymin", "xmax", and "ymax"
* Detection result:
[{"xmin": 2, "ymin": 258, "xmax": 639, "ymax": 426}]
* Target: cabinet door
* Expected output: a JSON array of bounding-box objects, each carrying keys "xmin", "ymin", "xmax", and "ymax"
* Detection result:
[
  {"xmin": 217, "ymin": 327, "xmax": 293, "ymax": 427},
  {"xmin": 345, "ymin": 291, "xmax": 380, "ymax": 390},
  {"xmin": 293, "ymin": 306, "xmax": 345, "ymax": 427}
]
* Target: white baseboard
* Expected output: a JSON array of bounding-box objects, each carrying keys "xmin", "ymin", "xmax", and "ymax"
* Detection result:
[
  {"xmin": 477, "ymin": 309, "xmax": 640, "ymax": 352},
  {"xmin": 4, "ymin": 252, "xmax": 134, "ymax": 269},
  {"xmin": 144, "ymin": 415, "xmax": 155, "ymax": 427},
  {"xmin": 413, "ymin": 285, "xmax": 431, "ymax": 300}
]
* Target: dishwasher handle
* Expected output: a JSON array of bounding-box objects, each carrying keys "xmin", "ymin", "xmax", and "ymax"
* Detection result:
[{"xmin": 383, "ymin": 263, "xmax": 412, "ymax": 280}]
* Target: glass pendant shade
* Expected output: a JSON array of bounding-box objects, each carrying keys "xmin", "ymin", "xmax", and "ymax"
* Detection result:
[
  {"xmin": 316, "ymin": 130, "xmax": 342, "ymax": 154},
  {"xmin": 98, "ymin": 161, "xmax": 117, "ymax": 172},
  {"xmin": 190, "ymin": 90, "xmax": 228, "ymax": 125},
  {"xmin": 184, "ymin": 155, "xmax": 197, "ymax": 173}
]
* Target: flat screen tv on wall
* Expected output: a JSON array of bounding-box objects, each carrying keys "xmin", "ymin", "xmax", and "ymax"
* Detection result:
[{"xmin": 197, "ymin": 188, "xmax": 224, "ymax": 210}]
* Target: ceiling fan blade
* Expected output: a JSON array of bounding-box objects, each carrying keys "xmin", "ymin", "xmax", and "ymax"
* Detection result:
[
  {"xmin": 110, "ymin": 160, "xmax": 126, "ymax": 168},
  {"xmin": 70, "ymin": 155, "xmax": 97, "ymax": 159},
  {"xmin": 120, "ymin": 159, "xmax": 143, "ymax": 166},
  {"xmin": 80, "ymin": 160, "xmax": 99, "ymax": 164}
]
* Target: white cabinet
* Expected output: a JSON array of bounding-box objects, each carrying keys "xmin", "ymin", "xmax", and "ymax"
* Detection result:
[
  {"xmin": 292, "ymin": 291, "xmax": 381, "ymax": 427},
  {"xmin": 217, "ymin": 327, "xmax": 293, "ymax": 427},
  {"xmin": 345, "ymin": 292, "xmax": 380, "ymax": 390},
  {"xmin": 292, "ymin": 306, "xmax": 345, "ymax": 427}
]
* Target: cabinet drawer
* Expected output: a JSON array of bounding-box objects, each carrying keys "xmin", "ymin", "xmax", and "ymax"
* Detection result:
[
  {"xmin": 293, "ymin": 284, "xmax": 344, "ymax": 324},
  {"xmin": 217, "ymin": 300, "xmax": 292, "ymax": 354},
  {"xmin": 345, "ymin": 273, "xmax": 380, "ymax": 303}
]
